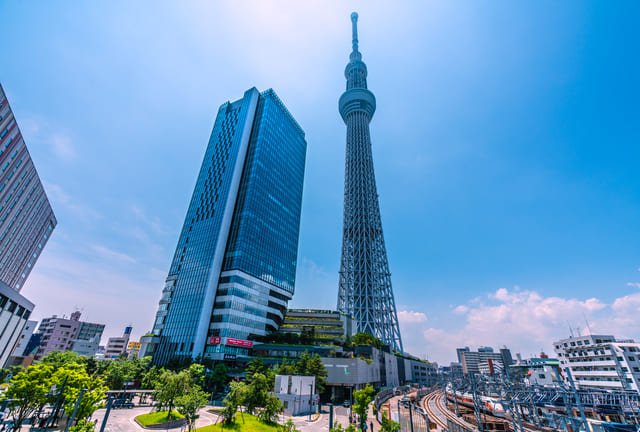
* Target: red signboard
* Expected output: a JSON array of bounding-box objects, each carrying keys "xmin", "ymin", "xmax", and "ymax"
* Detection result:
[
  {"xmin": 225, "ymin": 337, "xmax": 253, "ymax": 348},
  {"xmin": 208, "ymin": 336, "xmax": 221, "ymax": 345}
]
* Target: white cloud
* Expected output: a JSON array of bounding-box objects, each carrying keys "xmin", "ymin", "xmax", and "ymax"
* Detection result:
[
  {"xmin": 404, "ymin": 286, "xmax": 640, "ymax": 365},
  {"xmin": 626, "ymin": 282, "xmax": 640, "ymax": 289},
  {"xmin": 398, "ymin": 310, "xmax": 427, "ymax": 324},
  {"xmin": 50, "ymin": 133, "xmax": 76, "ymax": 162},
  {"xmin": 453, "ymin": 305, "xmax": 469, "ymax": 315}
]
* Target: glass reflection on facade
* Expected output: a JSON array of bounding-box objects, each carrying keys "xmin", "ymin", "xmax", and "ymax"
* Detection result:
[{"xmin": 149, "ymin": 88, "xmax": 306, "ymax": 364}]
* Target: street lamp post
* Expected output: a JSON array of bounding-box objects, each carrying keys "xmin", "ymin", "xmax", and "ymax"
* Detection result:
[
  {"xmin": 308, "ymin": 384, "xmax": 313, "ymax": 422},
  {"xmin": 65, "ymin": 388, "xmax": 87, "ymax": 432},
  {"xmin": 99, "ymin": 397, "xmax": 114, "ymax": 432}
]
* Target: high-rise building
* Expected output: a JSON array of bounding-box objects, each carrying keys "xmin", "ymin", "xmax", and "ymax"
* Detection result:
[
  {"xmin": 336, "ymin": 13, "xmax": 403, "ymax": 352},
  {"xmin": 459, "ymin": 347, "xmax": 507, "ymax": 376},
  {"xmin": 147, "ymin": 88, "xmax": 306, "ymax": 364},
  {"xmin": 554, "ymin": 334, "xmax": 640, "ymax": 393},
  {"xmin": 0, "ymin": 85, "xmax": 56, "ymax": 292},
  {"xmin": 0, "ymin": 84, "xmax": 57, "ymax": 366}
]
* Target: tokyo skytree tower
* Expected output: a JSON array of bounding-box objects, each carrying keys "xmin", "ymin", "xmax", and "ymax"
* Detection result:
[{"xmin": 337, "ymin": 12, "xmax": 403, "ymax": 352}]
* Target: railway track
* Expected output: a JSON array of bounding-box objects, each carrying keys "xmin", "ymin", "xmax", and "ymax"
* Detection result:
[
  {"xmin": 422, "ymin": 390, "xmax": 542, "ymax": 432},
  {"xmin": 422, "ymin": 390, "xmax": 478, "ymax": 431}
]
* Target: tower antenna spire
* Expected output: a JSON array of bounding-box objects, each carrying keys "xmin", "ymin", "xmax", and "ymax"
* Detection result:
[{"xmin": 351, "ymin": 12, "xmax": 359, "ymax": 53}]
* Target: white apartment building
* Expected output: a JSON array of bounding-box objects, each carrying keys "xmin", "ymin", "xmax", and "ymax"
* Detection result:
[{"xmin": 553, "ymin": 334, "xmax": 640, "ymax": 393}]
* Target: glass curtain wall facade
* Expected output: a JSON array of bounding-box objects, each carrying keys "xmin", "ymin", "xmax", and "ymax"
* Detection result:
[
  {"xmin": 149, "ymin": 88, "xmax": 306, "ymax": 364},
  {"xmin": 0, "ymin": 84, "xmax": 56, "ymax": 292}
]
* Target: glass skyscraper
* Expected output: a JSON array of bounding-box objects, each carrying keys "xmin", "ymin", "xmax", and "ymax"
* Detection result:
[{"xmin": 148, "ymin": 88, "xmax": 306, "ymax": 364}]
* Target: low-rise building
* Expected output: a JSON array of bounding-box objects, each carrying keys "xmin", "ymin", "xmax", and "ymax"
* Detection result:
[
  {"xmin": 274, "ymin": 375, "xmax": 317, "ymax": 415},
  {"xmin": 34, "ymin": 311, "xmax": 104, "ymax": 359},
  {"xmin": 105, "ymin": 326, "xmax": 132, "ymax": 359},
  {"xmin": 0, "ymin": 283, "xmax": 34, "ymax": 366},
  {"xmin": 510, "ymin": 357, "xmax": 561, "ymax": 387},
  {"xmin": 9, "ymin": 320, "xmax": 37, "ymax": 358},
  {"xmin": 553, "ymin": 334, "xmax": 640, "ymax": 393},
  {"xmin": 127, "ymin": 341, "xmax": 142, "ymax": 358}
]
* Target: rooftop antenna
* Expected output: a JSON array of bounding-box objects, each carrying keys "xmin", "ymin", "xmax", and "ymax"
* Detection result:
[
  {"xmin": 582, "ymin": 313, "xmax": 593, "ymax": 335},
  {"xmin": 568, "ymin": 322, "xmax": 574, "ymax": 337},
  {"xmin": 349, "ymin": 12, "xmax": 362, "ymax": 62}
]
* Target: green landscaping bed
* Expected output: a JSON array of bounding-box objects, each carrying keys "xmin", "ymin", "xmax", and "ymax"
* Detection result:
[
  {"xmin": 195, "ymin": 413, "xmax": 279, "ymax": 432},
  {"xmin": 135, "ymin": 411, "xmax": 185, "ymax": 428}
]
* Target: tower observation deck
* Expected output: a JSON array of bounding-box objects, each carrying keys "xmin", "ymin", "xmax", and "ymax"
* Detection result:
[{"xmin": 337, "ymin": 12, "xmax": 403, "ymax": 352}]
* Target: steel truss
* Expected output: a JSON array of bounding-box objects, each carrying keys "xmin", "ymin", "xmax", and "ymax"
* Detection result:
[{"xmin": 337, "ymin": 12, "xmax": 403, "ymax": 352}]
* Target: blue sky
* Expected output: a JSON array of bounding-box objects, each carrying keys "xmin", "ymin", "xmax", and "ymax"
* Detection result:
[{"xmin": 2, "ymin": 1, "xmax": 639, "ymax": 364}]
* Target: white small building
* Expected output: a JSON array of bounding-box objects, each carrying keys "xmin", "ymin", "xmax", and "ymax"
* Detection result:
[
  {"xmin": 274, "ymin": 375, "xmax": 317, "ymax": 416},
  {"xmin": 554, "ymin": 334, "xmax": 640, "ymax": 393}
]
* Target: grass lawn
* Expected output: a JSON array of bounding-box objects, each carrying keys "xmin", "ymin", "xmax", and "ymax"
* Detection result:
[
  {"xmin": 135, "ymin": 410, "xmax": 185, "ymax": 427},
  {"xmin": 195, "ymin": 413, "xmax": 279, "ymax": 432}
]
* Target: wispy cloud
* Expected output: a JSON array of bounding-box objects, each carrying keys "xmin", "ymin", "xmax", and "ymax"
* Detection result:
[
  {"xmin": 44, "ymin": 183, "xmax": 102, "ymax": 223},
  {"xmin": 130, "ymin": 204, "xmax": 168, "ymax": 236},
  {"xmin": 50, "ymin": 133, "xmax": 76, "ymax": 162},
  {"xmin": 92, "ymin": 244, "xmax": 136, "ymax": 264}
]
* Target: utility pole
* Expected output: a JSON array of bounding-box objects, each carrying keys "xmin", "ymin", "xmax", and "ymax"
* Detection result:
[
  {"xmin": 470, "ymin": 376, "xmax": 485, "ymax": 432},
  {"xmin": 565, "ymin": 368, "xmax": 587, "ymax": 429}
]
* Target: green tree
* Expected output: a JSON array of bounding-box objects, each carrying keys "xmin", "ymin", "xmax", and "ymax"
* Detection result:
[
  {"xmin": 40, "ymin": 350, "xmax": 84, "ymax": 370},
  {"xmin": 282, "ymin": 419, "xmax": 299, "ymax": 431},
  {"xmin": 352, "ymin": 384, "xmax": 374, "ymax": 430},
  {"xmin": 351, "ymin": 333, "xmax": 383, "ymax": 348},
  {"xmin": 103, "ymin": 359, "xmax": 135, "ymax": 390},
  {"xmin": 52, "ymin": 366, "xmax": 108, "ymax": 423},
  {"xmin": 245, "ymin": 359, "xmax": 267, "ymax": 376},
  {"xmin": 142, "ymin": 366, "xmax": 164, "ymax": 389},
  {"xmin": 274, "ymin": 359, "xmax": 296, "ymax": 376},
  {"xmin": 257, "ymin": 393, "xmax": 282, "ymax": 424},
  {"xmin": 208, "ymin": 363, "xmax": 229, "ymax": 393},
  {"xmin": 221, "ymin": 381, "xmax": 246, "ymax": 425},
  {"xmin": 380, "ymin": 411, "xmax": 401, "ymax": 432},
  {"xmin": 244, "ymin": 373, "xmax": 271, "ymax": 414},
  {"xmin": 4, "ymin": 363, "xmax": 53, "ymax": 430},
  {"xmin": 0, "ymin": 365, "xmax": 23, "ymax": 383},
  {"xmin": 69, "ymin": 419, "xmax": 97, "ymax": 432},
  {"xmin": 186, "ymin": 363, "xmax": 205, "ymax": 389},
  {"xmin": 295, "ymin": 352, "xmax": 328, "ymax": 395},
  {"xmin": 175, "ymin": 388, "xmax": 209, "ymax": 431},
  {"xmin": 154, "ymin": 370, "xmax": 191, "ymax": 420}
]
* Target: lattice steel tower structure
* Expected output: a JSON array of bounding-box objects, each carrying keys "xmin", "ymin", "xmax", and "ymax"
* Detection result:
[{"xmin": 337, "ymin": 12, "xmax": 403, "ymax": 352}]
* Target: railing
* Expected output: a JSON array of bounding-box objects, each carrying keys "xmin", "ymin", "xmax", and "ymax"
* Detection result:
[{"xmin": 375, "ymin": 387, "xmax": 395, "ymax": 422}]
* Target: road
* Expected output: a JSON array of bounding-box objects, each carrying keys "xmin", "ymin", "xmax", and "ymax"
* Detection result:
[
  {"xmin": 92, "ymin": 406, "xmax": 220, "ymax": 432},
  {"xmin": 91, "ymin": 403, "xmax": 381, "ymax": 432}
]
